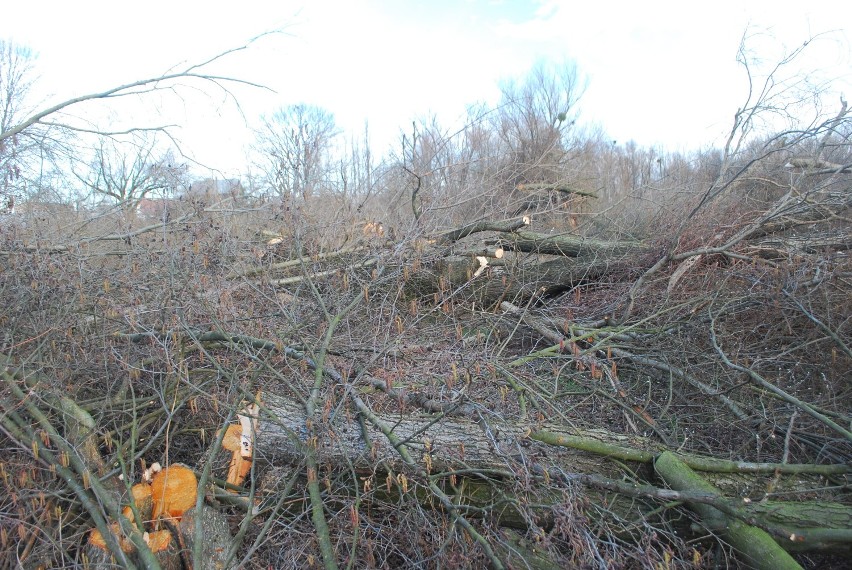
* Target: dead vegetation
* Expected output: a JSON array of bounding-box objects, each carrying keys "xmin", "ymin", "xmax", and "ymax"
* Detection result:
[{"xmin": 1, "ymin": 37, "xmax": 851, "ymax": 570}]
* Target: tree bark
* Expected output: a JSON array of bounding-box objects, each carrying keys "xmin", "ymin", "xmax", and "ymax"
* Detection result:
[
  {"xmin": 497, "ymin": 230, "xmax": 647, "ymax": 257},
  {"xmin": 254, "ymin": 391, "xmax": 851, "ymax": 554},
  {"xmin": 516, "ymin": 182, "xmax": 599, "ymax": 199},
  {"xmin": 655, "ymin": 452, "xmax": 803, "ymax": 569}
]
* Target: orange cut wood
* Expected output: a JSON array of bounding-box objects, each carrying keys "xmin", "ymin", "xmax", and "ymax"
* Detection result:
[
  {"xmin": 221, "ymin": 423, "xmax": 253, "ymax": 488},
  {"xmin": 221, "ymin": 424, "xmax": 242, "ymax": 452},
  {"xmin": 150, "ymin": 464, "xmax": 197, "ymax": 520},
  {"xmin": 227, "ymin": 450, "xmax": 252, "ymax": 489},
  {"xmin": 120, "ymin": 506, "xmax": 137, "ymax": 528},
  {"xmin": 88, "ymin": 522, "xmax": 134, "ymax": 553},
  {"xmin": 145, "ymin": 529, "xmax": 173, "ymax": 553},
  {"xmin": 88, "ymin": 525, "xmax": 111, "ymax": 551},
  {"xmin": 88, "ymin": 482, "xmax": 155, "ymax": 552},
  {"xmin": 132, "ymin": 482, "xmax": 153, "ymax": 505},
  {"xmin": 131, "ymin": 482, "xmax": 154, "ymax": 524}
]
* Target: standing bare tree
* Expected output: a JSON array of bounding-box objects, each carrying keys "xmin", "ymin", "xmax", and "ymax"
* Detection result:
[
  {"xmin": 253, "ymin": 104, "xmax": 340, "ymax": 200},
  {"xmin": 74, "ymin": 134, "xmax": 188, "ymax": 215},
  {"xmin": 494, "ymin": 61, "xmax": 586, "ymax": 188},
  {"xmin": 0, "ymin": 34, "xmax": 274, "ymax": 230},
  {"xmin": 0, "ymin": 40, "xmax": 39, "ymax": 209},
  {"xmin": 0, "ymin": 35, "xmax": 270, "ymax": 170}
]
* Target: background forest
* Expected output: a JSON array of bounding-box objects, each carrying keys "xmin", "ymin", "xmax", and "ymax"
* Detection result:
[{"xmin": 0, "ymin": 32, "xmax": 850, "ymax": 569}]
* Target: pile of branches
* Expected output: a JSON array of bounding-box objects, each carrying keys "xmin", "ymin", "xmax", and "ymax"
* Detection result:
[
  {"xmin": 0, "ymin": 42, "xmax": 850, "ymax": 565},
  {"xmin": 1, "ymin": 116, "xmax": 850, "ymax": 570}
]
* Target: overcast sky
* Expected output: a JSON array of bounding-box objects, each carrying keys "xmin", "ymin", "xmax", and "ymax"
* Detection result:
[{"xmin": 3, "ymin": 0, "xmax": 850, "ymax": 176}]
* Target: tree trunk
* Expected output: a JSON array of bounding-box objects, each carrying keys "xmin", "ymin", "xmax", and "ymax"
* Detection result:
[
  {"xmin": 255, "ymin": 391, "xmax": 852, "ymax": 555},
  {"xmin": 497, "ymin": 230, "xmax": 647, "ymax": 257},
  {"xmin": 655, "ymin": 452, "xmax": 802, "ymax": 569}
]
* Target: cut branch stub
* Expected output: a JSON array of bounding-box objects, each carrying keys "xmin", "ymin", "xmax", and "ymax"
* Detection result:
[
  {"xmin": 150, "ymin": 464, "xmax": 197, "ymax": 521},
  {"xmin": 222, "ymin": 423, "xmax": 253, "ymax": 489}
]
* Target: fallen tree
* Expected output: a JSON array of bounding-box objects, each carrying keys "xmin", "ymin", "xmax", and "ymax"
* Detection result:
[
  {"xmin": 1, "ymin": 38, "xmax": 850, "ymax": 570},
  {"xmin": 254, "ymin": 384, "xmax": 852, "ymax": 557}
]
